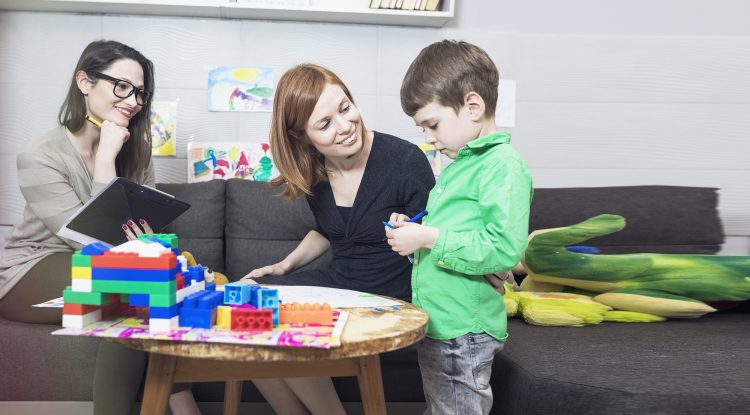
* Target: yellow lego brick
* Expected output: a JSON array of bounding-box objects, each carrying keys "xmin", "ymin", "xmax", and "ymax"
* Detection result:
[
  {"xmin": 71, "ymin": 266, "xmax": 92, "ymax": 279},
  {"xmin": 216, "ymin": 306, "xmax": 232, "ymax": 329}
]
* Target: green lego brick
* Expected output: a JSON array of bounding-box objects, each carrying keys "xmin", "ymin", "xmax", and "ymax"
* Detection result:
[
  {"xmin": 63, "ymin": 287, "xmax": 112, "ymax": 306},
  {"xmin": 71, "ymin": 251, "xmax": 91, "ymax": 267},
  {"xmin": 149, "ymin": 292, "xmax": 178, "ymax": 307},
  {"xmin": 91, "ymin": 279, "xmax": 176, "ymax": 295},
  {"xmin": 137, "ymin": 233, "xmax": 178, "ymax": 250}
]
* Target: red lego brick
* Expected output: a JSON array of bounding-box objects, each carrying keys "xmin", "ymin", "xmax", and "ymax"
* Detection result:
[
  {"xmin": 91, "ymin": 252, "xmax": 176, "ymax": 270},
  {"xmin": 63, "ymin": 302, "xmax": 101, "ymax": 316},
  {"xmin": 176, "ymin": 273, "xmax": 184, "ymax": 290},
  {"xmin": 279, "ymin": 302, "xmax": 333, "ymax": 325},
  {"xmin": 230, "ymin": 307, "xmax": 273, "ymax": 331}
]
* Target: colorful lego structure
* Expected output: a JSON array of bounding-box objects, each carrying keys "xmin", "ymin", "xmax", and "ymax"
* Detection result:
[{"xmin": 61, "ymin": 234, "xmax": 323, "ymax": 333}]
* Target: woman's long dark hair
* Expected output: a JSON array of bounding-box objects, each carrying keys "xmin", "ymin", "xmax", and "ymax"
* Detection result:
[{"xmin": 59, "ymin": 40, "xmax": 154, "ymax": 180}]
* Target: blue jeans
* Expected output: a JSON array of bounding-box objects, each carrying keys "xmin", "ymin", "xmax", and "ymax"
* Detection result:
[{"xmin": 417, "ymin": 333, "xmax": 505, "ymax": 415}]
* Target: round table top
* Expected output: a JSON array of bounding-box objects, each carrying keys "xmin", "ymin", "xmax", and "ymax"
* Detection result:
[{"xmin": 114, "ymin": 300, "xmax": 428, "ymax": 362}]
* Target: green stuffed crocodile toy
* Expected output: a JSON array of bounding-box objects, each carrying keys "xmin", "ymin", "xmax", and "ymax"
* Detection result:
[{"xmin": 517, "ymin": 214, "xmax": 750, "ymax": 322}]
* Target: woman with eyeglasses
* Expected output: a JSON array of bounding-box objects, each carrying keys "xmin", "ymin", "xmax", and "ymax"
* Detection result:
[{"xmin": 0, "ymin": 40, "xmax": 200, "ymax": 415}]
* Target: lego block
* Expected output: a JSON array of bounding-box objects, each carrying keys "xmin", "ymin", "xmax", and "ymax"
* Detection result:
[
  {"xmin": 129, "ymin": 293, "xmax": 150, "ymax": 306},
  {"xmin": 231, "ymin": 307, "xmax": 273, "ymax": 331},
  {"xmin": 179, "ymin": 307, "xmax": 216, "ymax": 328},
  {"xmin": 205, "ymin": 282, "xmax": 216, "ymax": 292},
  {"xmin": 149, "ymin": 316, "xmax": 179, "ymax": 332},
  {"xmin": 224, "ymin": 283, "xmax": 251, "ymax": 305},
  {"xmin": 63, "ymin": 302, "xmax": 101, "ymax": 316},
  {"xmin": 186, "ymin": 266, "xmax": 204, "ymax": 283},
  {"xmin": 216, "ymin": 306, "xmax": 232, "ymax": 329},
  {"xmin": 63, "ymin": 287, "xmax": 111, "ymax": 305},
  {"xmin": 71, "ymin": 278, "xmax": 92, "ymax": 292},
  {"xmin": 257, "ymin": 288, "xmax": 279, "ymax": 310},
  {"xmin": 150, "ymin": 304, "xmax": 181, "ymax": 319},
  {"xmin": 138, "ymin": 233, "xmax": 178, "ymax": 250},
  {"xmin": 91, "ymin": 267, "xmax": 177, "ymax": 282},
  {"xmin": 149, "ymin": 292, "xmax": 178, "ymax": 307},
  {"xmin": 91, "ymin": 279, "xmax": 176, "ymax": 295},
  {"xmin": 81, "ymin": 242, "xmax": 110, "ymax": 256},
  {"xmin": 62, "ymin": 309, "xmax": 102, "ymax": 328},
  {"xmin": 71, "ymin": 251, "xmax": 91, "ymax": 267},
  {"xmin": 71, "ymin": 266, "xmax": 92, "ymax": 279},
  {"xmin": 279, "ymin": 302, "xmax": 333, "ymax": 325},
  {"xmin": 176, "ymin": 274, "xmax": 184, "ymax": 290},
  {"xmin": 91, "ymin": 252, "xmax": 177, "ymax": 270}
]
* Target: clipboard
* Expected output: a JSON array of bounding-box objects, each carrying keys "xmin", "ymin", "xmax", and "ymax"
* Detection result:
[{"xmin": 58, "ymin": 177, "xmax": 191, "ymax": 246}]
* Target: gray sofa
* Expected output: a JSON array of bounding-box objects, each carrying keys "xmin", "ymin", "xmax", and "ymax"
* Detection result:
[{"xmin": 1, "ymin": 180, "xmax": 748, "ymax": 414}]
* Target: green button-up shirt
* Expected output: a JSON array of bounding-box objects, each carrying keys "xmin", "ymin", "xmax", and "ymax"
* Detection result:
[{"xmin": 412, "ymin": 132, "xmax": 532, "ymax": 341}]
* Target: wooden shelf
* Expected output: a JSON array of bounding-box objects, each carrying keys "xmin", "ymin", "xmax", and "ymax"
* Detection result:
[{"xmin": 0, "ymin": 0, "xmax": 455, "ymax": 27}]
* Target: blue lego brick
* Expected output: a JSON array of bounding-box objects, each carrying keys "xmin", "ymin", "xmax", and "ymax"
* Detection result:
[
  {"xmin": 198, "ymin": 291, "xmax": 224, "ymax": 310},
  {"xmin": 182, "ymin": 290, "xmax": 220, "ymax": 308},
  {"xmin": 91, "ymin": 267, "xmax": 177, "ymax": 282},
  {"xmin": 251, "ymin": 287, "xmax": 279, "ymax": 309},
  {"xmin": 224, "ymin": 283, "xmax": 251, "ymax": 305},
  {"xmin": 205, "ymin": 282, "xmax": 216, "ymax": 292},
  {"xmin": 150, "ymin": 303, "xmax": 181, "ymax": 319},
  {"xmin": 82, "ymin": 242, "xmax": 110, "ymax": 256},
  {"xmin": 179, "ymin": 307, "xmax": 216, "ymax": 328},
  {"xmin": 259, "ymin": 288, "xmax": 279, "ymax": 309},
  {"xmin": 129, "ymin": 293, "xmax": 150, "ymax": 306},
  {"xmin": 187, "ymin": 266, "xmax": 204, "ymax": 283}
]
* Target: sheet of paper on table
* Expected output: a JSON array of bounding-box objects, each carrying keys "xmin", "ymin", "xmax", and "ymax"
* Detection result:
[{"xmin": 268, "ymin": 285, "xmax": 402, "ymax": 308}]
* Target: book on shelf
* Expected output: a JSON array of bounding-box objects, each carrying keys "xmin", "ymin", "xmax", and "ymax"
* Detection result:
[{"xmin": 425, "ymin": 0, "xmax": 440, "ymax": 11}]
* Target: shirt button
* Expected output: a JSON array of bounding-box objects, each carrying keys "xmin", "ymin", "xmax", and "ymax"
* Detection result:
[
  {"xmin": 436, "ymin": 188, "xmax": 443, "ymax": 193},
  {"xmin": 438, "ymin": 260, "xmax": 445, "ymax": 266}
]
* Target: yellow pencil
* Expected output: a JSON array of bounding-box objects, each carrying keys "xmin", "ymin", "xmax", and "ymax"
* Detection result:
[{"xmin": 85, "ymin": 114, "xmax": 102, "ymax": 127}]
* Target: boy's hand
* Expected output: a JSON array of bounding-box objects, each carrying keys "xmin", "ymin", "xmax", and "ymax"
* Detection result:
[
  {"xmin": 389, "ymin": 212, "xmax": 411, "ymax": 224},
  {"xmin": 385, "ymin": 222, "xmax": 439, "ymax": 256}
]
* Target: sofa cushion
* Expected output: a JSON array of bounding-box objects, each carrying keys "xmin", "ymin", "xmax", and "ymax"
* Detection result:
[
  {"xmin": 530, "ymin": 186, "xmax": 724, "ymax": 254},
  {"xmin": 490, "ymin": 314, "xmax": 750, "ymax": 415},
  {"xmin": 157, "ymin": 181, "xmax": 226, "ymax": 273},
  {"xmin": 0, "ymin": 317, "xmax": 100, "ymax": 401},
  {"xmin": 224, "ymin": 180, "xmax": 331, "ymax": 280}
]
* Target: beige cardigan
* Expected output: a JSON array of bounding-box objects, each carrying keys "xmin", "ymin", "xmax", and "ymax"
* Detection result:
[{"xmin": 0, "ymin": 126, "xmax": 154, "ymax": 299}]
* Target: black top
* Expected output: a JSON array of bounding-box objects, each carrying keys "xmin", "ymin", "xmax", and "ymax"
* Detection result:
[
  {"xmin": 336, "ymin": 205, "xmax": 352, "ymax": 224},
  {"xmin": 254, "ymin": 131, "xmax": 435, "ymax": 301}
]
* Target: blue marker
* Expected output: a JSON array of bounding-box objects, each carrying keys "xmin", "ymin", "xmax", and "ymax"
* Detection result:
[{"xmin": 382, "ymin": 210, "xmax": 428, "ymax": 229}]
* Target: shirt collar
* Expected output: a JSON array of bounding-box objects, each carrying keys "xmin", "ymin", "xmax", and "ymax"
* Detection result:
[{"xmin": 458, "ymin": 132, "xmax": 511, "ymax": 157}]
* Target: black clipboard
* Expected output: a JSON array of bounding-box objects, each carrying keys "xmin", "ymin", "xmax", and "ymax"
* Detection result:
[{"xmin": 58, "ymin": 177, "xmax": 190, "ymax": 246}]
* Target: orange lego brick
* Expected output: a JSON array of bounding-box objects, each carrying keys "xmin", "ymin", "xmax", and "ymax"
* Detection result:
[
  {"xmin": 91, "ymin": 252, "xmax": 176, "ymax": 270},
  {"xmin": 279, "ymin": 302, "xmax": 333, "ymax": 325}
]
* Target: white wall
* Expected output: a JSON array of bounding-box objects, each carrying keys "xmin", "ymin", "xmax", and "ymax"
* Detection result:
[{"xmin": 1, "ymin": 1, "xmax": 749, "ymax": 251}]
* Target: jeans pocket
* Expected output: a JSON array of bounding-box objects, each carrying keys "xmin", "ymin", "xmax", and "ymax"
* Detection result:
[{"xmin": 470, "ymin": 333, "xmax": 499, "ymax": 390}]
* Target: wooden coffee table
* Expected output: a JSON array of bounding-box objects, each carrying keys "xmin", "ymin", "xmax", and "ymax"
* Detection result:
[{"xmin": 114, "ymin": 300, "xmax": 428, "ymax": 415}]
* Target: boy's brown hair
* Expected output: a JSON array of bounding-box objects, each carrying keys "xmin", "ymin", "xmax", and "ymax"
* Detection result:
[{"xmin": 401, "ymin": 40, "xmax": 499, "ymax": 117}]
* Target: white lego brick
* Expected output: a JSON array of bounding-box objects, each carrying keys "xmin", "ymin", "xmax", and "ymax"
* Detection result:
[
  {"xmin": 62, "ymin": 310, "xmax": 102, "ymax": 328},
  {"xmin": 71, "ymin": 278, "xmax": 92, "ymax": 292},
  {"xmin": 149, "ymin": 316, "xmax": 179, "ymax": 332}
]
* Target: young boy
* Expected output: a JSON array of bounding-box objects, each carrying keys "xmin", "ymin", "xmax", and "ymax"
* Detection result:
[{"xmin": 385, "ymin": 40, "xmax": 533, "ymax": 414}]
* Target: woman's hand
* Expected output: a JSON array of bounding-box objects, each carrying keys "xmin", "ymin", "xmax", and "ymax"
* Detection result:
[
  {"xmin": 97, "ymin": 120, "xmax": 130, "ymax": 161},
  {"xmin": 241, "ymin": 263, "xmax": 289, "ymax": 281},
  {"xmin": 122, "ymin": 218, "xmax": 153, "ymax": 241}
]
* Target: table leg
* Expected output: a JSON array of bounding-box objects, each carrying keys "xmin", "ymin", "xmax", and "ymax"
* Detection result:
[
  {"xmin": 223, "ymin": 380, "xmax": 243, "ymax": 415},
  {"xmin": 357, "ymin": 355, "xmax": 386, "ymax": 415},
  {"xmin": 140, "ymin": 353, "xmax": 177, "ymax": 415}
]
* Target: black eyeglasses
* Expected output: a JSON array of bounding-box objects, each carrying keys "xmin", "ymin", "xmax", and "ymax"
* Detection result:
[{"xmin": 87, "ymin": 71, "xmax": 152, "ymax": 105}]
